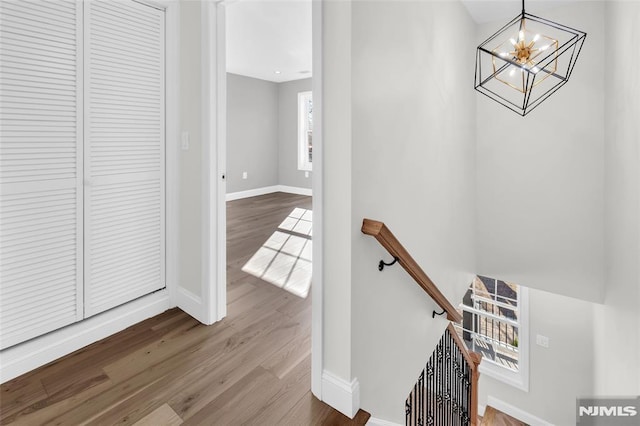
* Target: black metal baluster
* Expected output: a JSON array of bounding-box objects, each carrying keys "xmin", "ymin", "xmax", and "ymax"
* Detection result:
[
  {"xmin": 444, "ymin": 335, "xmax": 448, "ymax": 426},
  {"xmin": 454, "ymin": 333, "xmax": 458, "ymax": 426},
  {"xmin": 406, "ymin": 328, "xmax": 477, "ymax": 426}
]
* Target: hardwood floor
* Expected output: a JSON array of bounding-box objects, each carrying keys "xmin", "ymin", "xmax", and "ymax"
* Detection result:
[
  {"xmin": 480, "ymin": 406, "xmax": 529, "ymax": 426},
  {"xmin": 0, "ymin": 192, "xmax": 369, "ymax": 426}
]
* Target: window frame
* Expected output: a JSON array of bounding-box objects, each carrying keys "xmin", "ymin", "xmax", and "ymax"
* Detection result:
[
  {"xmin": 297, "ymin": 91, "xmax": 313, "ymax": 172},
  {"xmin": 458, "ymin": 279, "xmax": 529, "ymax": 392}
]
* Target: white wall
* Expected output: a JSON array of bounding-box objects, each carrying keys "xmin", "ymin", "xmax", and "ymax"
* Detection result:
[
  {"xmin": 347, "ymin": 1, "xmax": 477, "ymax": 422},
  {"xmin": 225, "ymin": 74, "xmax": 312, "ymax": 194},
  {"xmin": 322, "ymin": 0, "xmax": 353, "ymax": 384},
  {"xmin": 278, "ymin": 78, "xmax": 313, "ymax": 189},
  {"xmin": 179, "ymin": 0, "xmax": 203, "ymax": 296},
  {"xmin": 226, "ymin": 73, "xmax": 279, "ymax": 193},
  {"xmin": 475, "ymin": 2, "xmax": 606, "ymax": 303},
  {"xmin": 593, "ymin": 0, "xmax": 640, "ymax": 397},
  {"xmin": 479, "ymin": 288, "xmax": 595, "ymax": 425},
  {"xmin": 322, "ymin": 1, "xmax": 639, "ymax": 423}
]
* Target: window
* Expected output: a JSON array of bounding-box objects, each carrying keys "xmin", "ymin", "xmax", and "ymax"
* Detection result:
[
  {"xmin": 455, "ymin": 276, "xmax": 529, "ymax": 391},
  {"xmin": 298, "ymin": 91, "xmax": 313, "ymax": 171}
]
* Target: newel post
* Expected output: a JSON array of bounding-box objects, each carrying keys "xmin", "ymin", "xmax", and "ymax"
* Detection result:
[{"xmin": 469, "ymin": 352, "xmax": 482, "ymax": 426}]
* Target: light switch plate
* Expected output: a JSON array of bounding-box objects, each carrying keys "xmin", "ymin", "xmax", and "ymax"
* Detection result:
[
  {"xmin": 181, "ymin": 131, "xmax": 190, "ymax": 150},
  {"xmin": 536, "ymin": 334, "xmax": 549, "ymax": 348}
]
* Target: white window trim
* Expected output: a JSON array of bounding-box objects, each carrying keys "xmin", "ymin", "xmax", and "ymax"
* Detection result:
[
  {"xmin": 459, "ymin": 283, "xmax": 529, "ymax": 392},
  {"xmin": 298, "ymin": 91, "xmax": 312, "ymax": 172}
]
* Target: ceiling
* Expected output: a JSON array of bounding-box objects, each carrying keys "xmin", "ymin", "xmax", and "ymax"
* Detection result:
[
  {"xmin": 461, "ymin": 0, "xmax": 583, "ymax": 24},
  {"xmin": 225, "ymin": 0, "xmax": 581, "ymax": 83},
  {"xmin": 226, "ymin": 0, "xmax": 312, "ymax": 83}
]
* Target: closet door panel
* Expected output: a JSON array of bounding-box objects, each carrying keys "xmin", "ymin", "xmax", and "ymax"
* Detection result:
[
  {"xmin": 84, "ymin": 0, "xmax": 165, "ymax": 317},
  {"xmin": 0, "ymin": 0, "xmax": 83, "ymax": 349}
]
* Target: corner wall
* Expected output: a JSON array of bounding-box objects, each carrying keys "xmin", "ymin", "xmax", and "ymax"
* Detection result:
[
  {"xmin": 226, "ymin": 73, "xmax": 279, "ymax": 193},
  {"xmin": 179, "ymin": 0, "xmax": 203, "ymax": 296},
  {"xmin": 349, "ymin": 1, "xmax": 477, "ymax": 422},
  {"xmin": 593, "ymin": 0, "xmax": 640, "ymax": 396},
  {"xmin": 278, "ymin": 78, "xmax": 313, "ymax": 189},
  {"xmin": 322, "ymin": 0, "xmax": 353, "ymax": 387}
]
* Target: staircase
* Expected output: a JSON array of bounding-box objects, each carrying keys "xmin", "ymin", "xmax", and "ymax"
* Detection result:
[{"xmin": 362, "ymin": 219, "xmax": 483, "ymax": 426}]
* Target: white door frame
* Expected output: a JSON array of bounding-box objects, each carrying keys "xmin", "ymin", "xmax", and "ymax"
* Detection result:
[
  {"xmin": 310, "ymin": 0, "xmax": 323, "ymax": 399},
  {"xmin": 204, "ymin": 0, "xmax": 324, "ymax": 398},
  {"xmin": 193, "ymin": 0, "xmax": 227, "ymax": 325}
]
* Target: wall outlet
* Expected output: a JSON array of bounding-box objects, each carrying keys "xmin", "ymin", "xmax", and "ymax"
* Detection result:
[
  {"xmin": 181, "ymin": 131, "xmax": 190, "ymax": 151},
  {"xmin": 305, "ymin": 171, "xmax": 309, "ymax": 178},
  {"xmin": 536, "ymin": 334, "xmax": 549, "ymax": 348},
  {"xmin": 242, "ymin": 172, "xmax": 248, "ymax": 179}
]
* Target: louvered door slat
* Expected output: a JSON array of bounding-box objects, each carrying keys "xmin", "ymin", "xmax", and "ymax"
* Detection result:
[
  {"xmin": 84, "ymin": 0, "xmax": 165, "ymax": 317},
  {"xmin": 0, "ymin": 0, "xmax": 82, "ymax": 349}
]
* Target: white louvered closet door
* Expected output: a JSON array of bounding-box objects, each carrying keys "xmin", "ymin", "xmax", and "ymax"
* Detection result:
[
  {"xmin": 84, "ymin": 0, "xmax": 165, "ymax": 317},
  {"xmin": 0, "ymin": 0, "xmax": 83, "ymax": 349}
]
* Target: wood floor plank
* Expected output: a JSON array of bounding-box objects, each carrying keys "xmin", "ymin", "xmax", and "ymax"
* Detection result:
[
  {"xmin": 132, "ymin": 403, "xmax": 182, "ymax": 426},
  {"xmin": 243, "ymin": 355, "xmax": 313, "ymax": 426},
  {"xmin": 277, "ymin": 290, "xmax": 313, "ymax": 319},
  {"xmin": 43, "ymin": 375, "xmax": 162, "ymax": 425},
  {"xmin": 150, "ymin": 308, "xmax": 192, "ymax": 331},
  {"xmin": 224, "ymin": 283, "xmax": 298, "ymax": 331},
  {"xmin": 182, "ymin": 355, "xmax": 311, "ymax": 426},
  {"xmin": 40, "ymin": 370, "xmax": 109, "ymax": 408},
  {"xmin": 37, "ymin": 313, "xmax": 167, "ymax": 396},
  {"xmin": 279, "ymin": 391, "xmax": 335, "ymax": 426},
  {"xmin": 6, "ymin": 379, "xmax": 114, "ymax": 426},
  {"xmin": 167, "ymin": 310, "xmax": 305, "ymax": 421},
  {"xmin": 226, "ymin": 280, "xmax": 257, "ymax": 303},
  {"xmin": 88, "ymin": 308, "xmax": 304, "ymax": 425},
  {"xmin": 322, "ymin": 408, "xmax": 372, "ymax": 425},
  {"xmin": 56, "ymin": 322, "xmax": 241, "ymax": 425},
  {"xmin": 261, "ymin": 325, "xmax": 312, "ymax": 379},
  {"xmin": 102, "ymin": 315, "xmax": 205, "ymax": 383},
  {"xmin": 482, "ymin": 406, "xmax": 528, "ymax": 426},
  {"xmin": 0, "ymin": 374, "xmax": 48, "ymax": 423},
  {"xmin": 179, "ymin": 366, "xmax": 277, "ymax": 426}
]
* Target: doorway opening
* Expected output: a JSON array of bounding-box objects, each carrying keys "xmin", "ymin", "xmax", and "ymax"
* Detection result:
[{"xmin": 222, "ymin": 0, "xmax": 320, "ymax": 398}]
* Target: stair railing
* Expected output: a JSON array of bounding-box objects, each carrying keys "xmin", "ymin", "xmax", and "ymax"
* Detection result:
[{"xmin": 361, "ymin": 218, "xmax": 482, "ymax": 425}]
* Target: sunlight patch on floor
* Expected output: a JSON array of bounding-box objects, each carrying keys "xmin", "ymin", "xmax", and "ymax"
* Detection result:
[
  {"xmin": 242, "ymin": 208, "xmax": 312, "ymax": 298},
  {"xmin": 278, "ymin": 207, "xmax": 312, "ymax": 236}
]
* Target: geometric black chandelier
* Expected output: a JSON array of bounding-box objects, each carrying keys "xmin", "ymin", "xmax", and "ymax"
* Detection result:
[{"xmin": 474, "ymin": 0, "xmax": 586, "ymax": 116}]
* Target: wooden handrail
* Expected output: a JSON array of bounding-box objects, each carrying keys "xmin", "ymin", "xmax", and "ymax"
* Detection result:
[
  {"xmin": 361, "ymin": 218, "xmax": 463, "ymax": 323},
  {"xmin": 446, "ymin": 323, "xmax": 481, "ymax": 371}
]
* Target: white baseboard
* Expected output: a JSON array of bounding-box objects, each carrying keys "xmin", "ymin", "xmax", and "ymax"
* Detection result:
[
  {"xmin": 174, "ymin": 286, "xmax": 208, "ymax": 325},
  {"xmin": 322, "ymin": 370, "xmax": 360, "ymax": 419},
  {"xmin": 366, "ymin": 417, "xmax": 402, "ymax": 426},
  {"xmin": 278, "ymin": 185, "xmax": 313, "ymax": 196},
  {"xmin": 487, "ymin": 396, "xmax": 554, "ymax": 426},
  {"xmin": 0, "ymin": 290, "xmax": 173, "ymax": 384},
  {"xmin": 226, "ymin": 185, "xmax": 312, "ymax": 201},
  {"xmin": 478, "ymin": 403, "xmax": 486, "ymax": 417}
]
